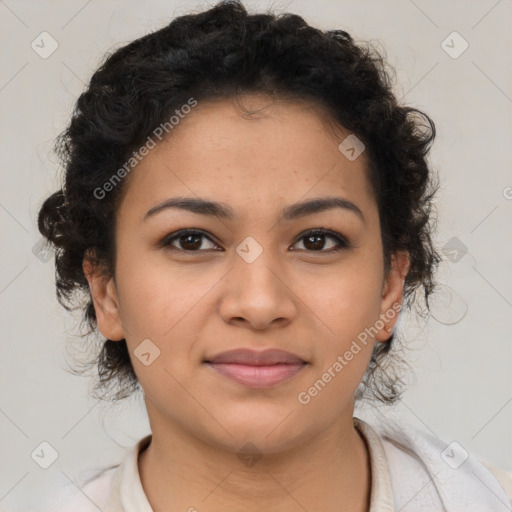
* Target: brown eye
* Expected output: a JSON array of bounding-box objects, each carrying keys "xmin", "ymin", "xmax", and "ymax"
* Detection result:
[
  {"xmin": 292, "ymin": 229, "xmax": 349, "ymax": 252},
  {"xmin": 162, "ymin": 229, "xmax": 218, "ymax": 251}
]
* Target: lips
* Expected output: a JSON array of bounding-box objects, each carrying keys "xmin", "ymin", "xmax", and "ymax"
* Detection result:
[
  {"xmin": 205, "ymin": 348, "xmax": 306, "ymax": 365},
  {"xmin": 204, "ymin": 348, "xmax": 307, "ymax": 388}
]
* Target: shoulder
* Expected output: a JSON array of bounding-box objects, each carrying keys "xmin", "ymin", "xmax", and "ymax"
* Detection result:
[
  {"xmin": 33, "ymin": 434, "xmax": 152, "ymax": 512},
  {"xmin": 36, "ymin": 465, "xmax": 119, "ymax": 512},
  {"xmin": 479, "ymin": 460, "xmax": 512, "ymax": 501},
  {"xmin": 363, "ymin": 416, "xmax": 512, "ymax": 510}
]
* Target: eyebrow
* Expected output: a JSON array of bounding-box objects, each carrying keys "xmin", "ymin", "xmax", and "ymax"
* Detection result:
[{"xmin": 143, "ymin": 196, "xmax": 365, "ymax": 223}]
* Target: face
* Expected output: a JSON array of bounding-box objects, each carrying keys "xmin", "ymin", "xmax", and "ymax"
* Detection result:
[{"xmin": 84, "ymin": 94, "xmax": 409, "ymax": 454}]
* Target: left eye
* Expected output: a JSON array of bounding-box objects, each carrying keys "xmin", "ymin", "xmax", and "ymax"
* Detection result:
[
  {"xmin": 161, "ymin": 228, "xmax": 348, "ymax": 253},
  {"xmin": 291, "ymin": 229, "xmax": 348, "ymax": 252}
]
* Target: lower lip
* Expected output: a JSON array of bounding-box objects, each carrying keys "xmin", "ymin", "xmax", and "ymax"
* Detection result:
[{"xmin": 205, "ymin": 362, "xmax": 306, "ymax": 387}]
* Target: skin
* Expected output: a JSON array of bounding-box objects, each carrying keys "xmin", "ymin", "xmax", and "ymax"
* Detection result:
[{"xmin": 84, "ymin": 94, "xmax": 410, "ymax": 512}]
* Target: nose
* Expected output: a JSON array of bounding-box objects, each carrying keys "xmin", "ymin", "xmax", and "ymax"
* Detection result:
[{"xmin": 218, "ymin": 250, "xmax": 298, "ymax": 331}]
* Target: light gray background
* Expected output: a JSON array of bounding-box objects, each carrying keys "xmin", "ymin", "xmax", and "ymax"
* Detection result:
[{"xmin": 1, "ymin": 0, "xmax": 511, "ymax": 510}]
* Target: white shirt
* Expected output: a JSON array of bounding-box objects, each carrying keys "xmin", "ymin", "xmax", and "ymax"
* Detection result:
[{"xmin": 36, "ymin": 417, "xmax": 512, "ymax": 511}]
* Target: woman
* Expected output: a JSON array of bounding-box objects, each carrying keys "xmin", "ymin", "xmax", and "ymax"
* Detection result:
[{"xmin": 36, "ymin": 1, "xmax": 512, "ymax": 510}]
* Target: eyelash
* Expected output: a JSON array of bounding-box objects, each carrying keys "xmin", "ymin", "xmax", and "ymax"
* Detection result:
[{"xmin": 160, "ymin": 228, "xmax": 350, "ymax": 254}]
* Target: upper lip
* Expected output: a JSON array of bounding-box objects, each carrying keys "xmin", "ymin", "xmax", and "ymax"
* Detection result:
[{"xmin": 205, "ymin": 348, "xmax": 306, "ymax": 365}]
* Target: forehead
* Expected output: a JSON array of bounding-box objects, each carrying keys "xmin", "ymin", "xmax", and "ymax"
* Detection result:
[{"xmin": 117, "ymin": 94, "xmax": 377, "ymax": 222}]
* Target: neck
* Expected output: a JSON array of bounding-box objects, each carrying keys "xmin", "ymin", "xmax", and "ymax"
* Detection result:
[{"xmin": 138, "ymin": 403, "xmax": 371, "ymax": 512}]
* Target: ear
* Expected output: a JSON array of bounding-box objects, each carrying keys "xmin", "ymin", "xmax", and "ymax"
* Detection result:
[
  {"xmin": 82, "ymin": 251, "xmax": 125, "ymax": 341},
  {"xmin": 375, "ymin": 250, "xmax": 410, "ymax": 343}
]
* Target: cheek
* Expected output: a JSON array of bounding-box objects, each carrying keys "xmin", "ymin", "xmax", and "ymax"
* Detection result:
[
  {"xmin": 293, "ymin": 256, "xmax": 383, "ymax": 390},
  {"xmin": 113, "ymin": 252, "xmax": 220, "ymax": 392},
  {"xmin": 294, "ymin": 272, "xmax": 380, "ymax": 411},
  {"xmin": 295, "ymin": 257, "xmax": 383, "ymax": 338},
  {"xmin": 114, "ymin": 244, "xmax": 206, "ymax": 336}
]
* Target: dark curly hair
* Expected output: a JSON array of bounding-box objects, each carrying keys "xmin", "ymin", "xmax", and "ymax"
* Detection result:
[{"xmin": 37, "ymin": 0, "xmax": 441, "ymax": 404}]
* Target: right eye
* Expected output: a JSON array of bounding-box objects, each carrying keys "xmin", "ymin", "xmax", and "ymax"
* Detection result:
[{"xmin": 161, "ymin": 229, "xmax": 220, "ymax": 252}]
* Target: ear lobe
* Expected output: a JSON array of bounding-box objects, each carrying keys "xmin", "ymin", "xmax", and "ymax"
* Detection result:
[
  {"xmin": 82, "ymin": 254, "xmax": 125, "ymax": 342},
  {"xmin": 375, "ymin": 250, "xmax": 410, "ymax": 343}
]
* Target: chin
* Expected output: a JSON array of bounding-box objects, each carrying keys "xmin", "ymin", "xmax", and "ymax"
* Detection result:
[{"xmin": 205, "ymin": 412, "xmax": 311, "ymax": 455}]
